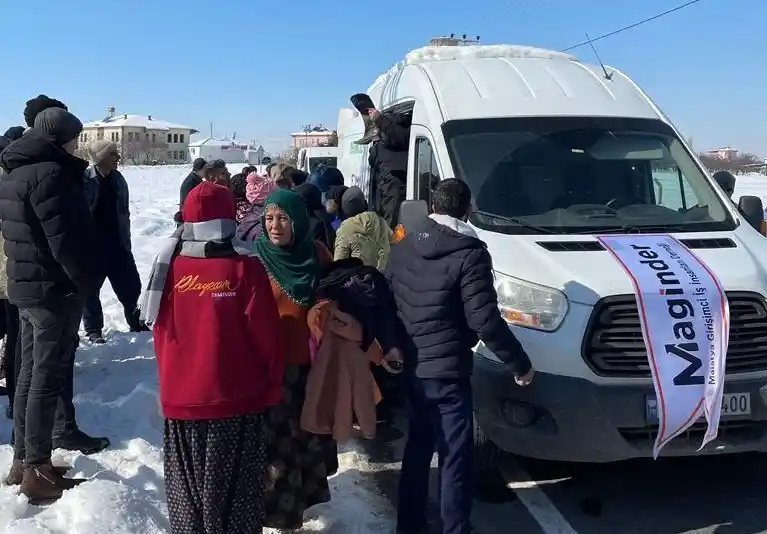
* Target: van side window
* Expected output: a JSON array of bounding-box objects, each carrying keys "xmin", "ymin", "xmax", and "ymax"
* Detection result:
[{"xmin": 415, "ymin": 137, "xmax": 440, "ymax": 210}]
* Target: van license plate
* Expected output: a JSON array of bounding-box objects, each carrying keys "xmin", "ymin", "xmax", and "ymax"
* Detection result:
[{"xmin": 645, "ymin": 392, "xmax": 751, "ymax": 423}]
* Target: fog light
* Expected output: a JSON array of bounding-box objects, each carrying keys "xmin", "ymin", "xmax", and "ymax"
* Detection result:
[
  {"xmin": 501, "ymin": 401, "xmax": 537, "ymax": 427},
  {"xmin": 759, "ymin": 385, "xmax": 767, "ymax": 406}
]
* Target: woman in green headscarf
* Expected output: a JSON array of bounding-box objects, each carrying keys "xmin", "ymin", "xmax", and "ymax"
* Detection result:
[{"xmin": 253, "ymin": 188, "xmax": 337, "ymax": 530}]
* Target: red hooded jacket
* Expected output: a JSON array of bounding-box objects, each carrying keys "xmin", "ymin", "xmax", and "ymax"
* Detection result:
[{"xmin": 153, "ymin": 182, "xmax": 284, "ymax": 420}]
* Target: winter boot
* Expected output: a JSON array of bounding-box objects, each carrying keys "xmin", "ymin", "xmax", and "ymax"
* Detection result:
[
  {"xmin": 53, "ymin": 429, "xmax": 110, "ymax": 455},
  {"xmin": 127, "ymin": 309, "xmax": 150, "ymax": 333},
  {"xmin": 4, "ymin": 459, "xmax": 71, "ymax": 486},
  {"xmin": 355, "ymin": 114, "xmax": 379, "ymax": 145},
  {"xmin": 85, "ymin": 332, "xmax": 106, "ymax": 344},
  {"xmin": 19, "ymin": 464, "xmax": 86, "ymax": 505}
]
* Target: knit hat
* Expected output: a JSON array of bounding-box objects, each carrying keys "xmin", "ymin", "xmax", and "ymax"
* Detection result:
[
  {"xmin": 87, "ymin": 140, "xmax": 118, "ymax": 164},
  {"xmin": 182, "ymin": 181, "xmax": 236, "ymax": 223},
  {"xmin": 24, "ymin": 94, "xmax": 68, "ymax": 128},
  {"xmin": 341, "ymin": 186, "xmax": 367, "ymax": 217},
  {"xmin": 33, "ymin": 107, "xmax": 82, "ymax": 146},
  {"xmin": 192, "ymin": 157, "xmax": 206, "ymax": 172},
  {"xmin": 3, "ymin": 126, "xmax": 25, "ymax": 141},
  {"xmin": 245, "ymin": 171, "xmax": 276, "ymax": 205}
]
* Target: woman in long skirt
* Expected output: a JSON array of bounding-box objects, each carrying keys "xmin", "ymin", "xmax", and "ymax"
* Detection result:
[
  {"xmin": 145, "ymin": 182, "xmax": 285, "ymax": 533},
  {"xmin": 253, "ymin": 189, "xmax": 338, "ymax": 530}
]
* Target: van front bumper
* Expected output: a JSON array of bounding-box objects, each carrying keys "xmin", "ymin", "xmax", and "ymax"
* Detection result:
[{"xmin": 473, "ymin": 356, "xmax": 767, "ymax": 463}]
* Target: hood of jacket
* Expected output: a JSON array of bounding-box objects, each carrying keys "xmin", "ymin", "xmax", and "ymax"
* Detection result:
[
  {"xmin": 342, "ymin": 211, "xmax": 390, "ymax": 241},
  {"xmin": 412, "ymin": 213, "xmax": 485, "ymax": 260},
  {"xmin": 0, "ymin": 129, "xmax": 87, "ymax": 175}
]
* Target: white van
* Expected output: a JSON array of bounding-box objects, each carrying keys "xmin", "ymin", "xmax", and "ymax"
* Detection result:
[
  {"xmin": 296, "ymin": 146, "xmax": 339, "ymax": 174},
  {"xmin": 337, "ymin": 44, "xmax": 767, "ymax": 463}
]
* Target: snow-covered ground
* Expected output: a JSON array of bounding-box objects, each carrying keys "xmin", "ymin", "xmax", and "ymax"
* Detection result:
[{"xmin": 0, "ymin": 164, "xmax": 394, "ymax": 534}]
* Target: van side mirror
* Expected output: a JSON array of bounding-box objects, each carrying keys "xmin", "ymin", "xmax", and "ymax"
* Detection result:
[
  {"xmin": 738, "ymin": 195, "xmax": 764, "ymax": 233},
  {"xmin": 393, "ymin": 199, "xmax": 429, "ymax": 242}
]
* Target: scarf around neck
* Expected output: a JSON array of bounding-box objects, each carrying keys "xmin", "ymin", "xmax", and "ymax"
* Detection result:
[
  {"xmin": 138, "ymin": 218, "xmax": 253, "ymax": 324},
  {"xmin": 252, "ymin": 188, "xmax": 320, "ymax": 307}
]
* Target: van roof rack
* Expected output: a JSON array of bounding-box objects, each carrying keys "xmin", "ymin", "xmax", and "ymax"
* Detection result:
[{"xmin": 429, "ymin": 34, "xmax": 480, "ymax": 47}]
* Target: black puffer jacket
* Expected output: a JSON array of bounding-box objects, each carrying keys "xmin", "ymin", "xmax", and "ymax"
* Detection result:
[
  {"xmin": 370, "ymin": 113, "xmax": 409, "ymax": 229},
  {"xmin": 0, "ymin": 130, "xmax": 101, "ymax": 307},
  {"xmin": 385, "ymin": 215, "xmax": 531, "ymax": 379}
]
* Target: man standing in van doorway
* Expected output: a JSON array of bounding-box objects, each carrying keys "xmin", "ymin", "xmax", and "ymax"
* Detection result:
[
  {"xmin": 366, "ymin": 107, "xmax": 409, "ymax": 229},
  {"xmin": 385, "ymin": 179, "xmax": 534, "ymax": 534}
]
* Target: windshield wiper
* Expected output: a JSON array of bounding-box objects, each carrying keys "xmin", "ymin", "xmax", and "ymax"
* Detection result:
[{"xmin": 472, "ymin": 210, "xmax": 557, "ymax": 234}]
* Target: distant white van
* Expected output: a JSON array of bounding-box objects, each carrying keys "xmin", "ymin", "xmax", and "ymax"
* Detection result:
[
  {"xmin": 337, "ymin": 43, "xmax": 767, "ymax": 463},
  {"xmin": 296, "ymin": 146, "xmax": 339, "ymax": 174}
]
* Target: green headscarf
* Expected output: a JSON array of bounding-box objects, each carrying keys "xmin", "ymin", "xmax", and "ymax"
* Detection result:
[{"xmin": 253, "ymin": 188, "xmax": 320, "ymax": 306}]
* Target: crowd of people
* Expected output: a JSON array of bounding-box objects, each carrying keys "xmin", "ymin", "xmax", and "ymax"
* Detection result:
[{"xmin": 0, "ymin": 94, "xmax": 535, "ymax": 534}]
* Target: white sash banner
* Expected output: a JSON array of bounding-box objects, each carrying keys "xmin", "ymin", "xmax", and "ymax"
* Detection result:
[{"xmin": 597, "ymin": 235, "xmax": 729, "ymax": 458}]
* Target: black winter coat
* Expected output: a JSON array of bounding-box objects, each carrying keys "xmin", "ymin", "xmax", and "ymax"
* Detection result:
[
  {"xmin": 175, "ymin": 171, "xmax": 203, "ymax": 223},
  {"xmin": 0, "ymin": 131, "xmax": 101, "ymax": 307},
  {"xmin": 370, "ymin": 113, "xmax": 408, "ymax": 229},
  {"xmin": 385, "ymin": 216, "xmax": 531, "ymax": 379},
  {"xmin": 316, "ymin": 258, "xmax": 399, "ymax": 353}
]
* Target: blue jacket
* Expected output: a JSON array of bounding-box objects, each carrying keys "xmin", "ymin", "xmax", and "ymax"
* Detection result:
[{"xmin": 83, "ymin": 166, "xmax": 132, "ymax": 252}]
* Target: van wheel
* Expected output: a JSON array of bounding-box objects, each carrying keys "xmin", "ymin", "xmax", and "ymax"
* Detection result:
[
  {"xmin": 473, "ymin": 418, "xmax": 501, "ymax": 472},
  {"xmin": 473, "ymin": 419, "xmax": 516, "ymax": 504}
]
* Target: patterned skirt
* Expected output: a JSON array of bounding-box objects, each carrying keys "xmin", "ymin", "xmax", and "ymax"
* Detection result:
[
  {"xmin": 164, "ymin": 413, "xmax": 267, "ymax": 534},
  {"xmin": 264, "ymin": 364, "xmax": 338, "ymax": 530}
]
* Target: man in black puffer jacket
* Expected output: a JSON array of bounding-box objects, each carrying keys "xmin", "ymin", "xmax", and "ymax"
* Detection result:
[
  {"xmin": 386, "ymin": 179, "xmax": 535, "ymax": 534},
  {"xmin": 0, "ymin": 107, "xmax": 102, "ymax": 503}
]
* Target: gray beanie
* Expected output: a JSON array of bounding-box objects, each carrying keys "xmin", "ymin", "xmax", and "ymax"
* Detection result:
[
  {"xmin": 33, "ymin": 107, "xmax": 82, "ymax": 146},
  {"xmin": 341, "ymin": 186, "xmax": 368, "ymax": 217},
  {"xmin": 87, "ymin": 140, "xmax": 118, "ymax": 164}
]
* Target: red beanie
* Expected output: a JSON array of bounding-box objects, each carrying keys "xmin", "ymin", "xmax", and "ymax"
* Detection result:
[{"xmin": 182, "ymin": 182, "xmax": 236, "ymax": 223}]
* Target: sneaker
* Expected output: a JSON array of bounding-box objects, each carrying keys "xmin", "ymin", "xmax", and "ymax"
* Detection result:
[
  {"xmin": 53, "ymin": 430, "xmax": 110, "ymax": 455},
  {"xmin": 20, "ymin": 464, "xmax": 85, "ymax": 505},
  {"xmin": 86, "ymin": 332, "xmax": 106, "ymax": 344}
]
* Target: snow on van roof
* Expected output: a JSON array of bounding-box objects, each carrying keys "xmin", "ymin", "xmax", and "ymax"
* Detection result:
[
  {"xmin": 405, "ymin": 44, "xmax": 577, "ymax": 64},
  {"xmin": 371, "ymin": 44, "xmax": 578, "ymax": 90}
]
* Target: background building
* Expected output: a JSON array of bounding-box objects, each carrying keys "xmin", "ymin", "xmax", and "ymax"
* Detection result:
[
  {"xmin": 290, "ymin": 125, "xmax": 336, "ymax": 148},
  {"xmin": 188, "ymin": 137, "xmax": 249, "ymax": 164},
  {"xmin": 81, "ymin": 107, "xmax": 197, "ymax": 165}
]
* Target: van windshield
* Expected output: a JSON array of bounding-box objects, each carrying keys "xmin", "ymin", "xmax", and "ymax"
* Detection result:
[{"xmin": 443, "ymin": 117, "xmax": 736, "ymax": 235}]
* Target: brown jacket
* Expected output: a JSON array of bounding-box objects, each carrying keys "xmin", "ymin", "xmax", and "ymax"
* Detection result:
[{"xmin": 301, "ymin": 300, "xmax": 383, "ymax": 441}]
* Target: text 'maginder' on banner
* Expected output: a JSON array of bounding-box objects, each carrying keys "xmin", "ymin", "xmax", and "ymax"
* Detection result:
[{"xmin": 598, "ymin": 234, "xmax": 729, "ymax": 458}]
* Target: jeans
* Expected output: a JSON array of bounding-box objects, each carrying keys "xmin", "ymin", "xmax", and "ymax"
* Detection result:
[
  {"xmin": 82, "ymin": 247, "xmax": 142, "ymax": 335},
  {"xmin": 397, "ymin": 377, "xmax": 474, "ymax": 534},
  {"xmin": 14, "ymin": 296, "xmax": 84, "ymax": 466},
  {"xmin": 4, "ymin": 301, "xmax": 19, "ymax": 405}
]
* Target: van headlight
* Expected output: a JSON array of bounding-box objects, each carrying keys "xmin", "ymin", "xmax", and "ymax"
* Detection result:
[{"xmin": 494, "ymin": 271, "xmax": 568, "ymax": 332}]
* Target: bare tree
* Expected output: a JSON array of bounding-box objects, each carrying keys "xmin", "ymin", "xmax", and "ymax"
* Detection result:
[
  {"xmin": 136, "ymin": 134, "xmax": 169, "ymax": 164},
  {"xmin": 320, "ymin": 131, "xmax": 338, "ymax": 147},
  {"xmin": 277, "ymin": 147, "xmax": 299, "ymax": 166},
  {"xmin": 699, "ymin": 151, "xmax": 763, "ymax": 174},
  {"xmin": 121, "ymin": 140, "xmax": 142, "ymax": 165}
]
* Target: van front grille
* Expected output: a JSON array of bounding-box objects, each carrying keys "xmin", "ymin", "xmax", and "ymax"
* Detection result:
[{"xmin": 582, "ymin": 292, "xmax": 767, "ymax": 377}]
